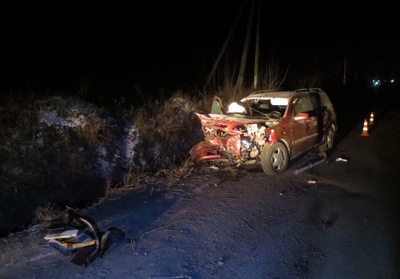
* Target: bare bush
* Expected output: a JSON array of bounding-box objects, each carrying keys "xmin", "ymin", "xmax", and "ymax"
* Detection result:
[
  {"xmin": 133, "ymin": 90, "xmax": 202, "ymax": 171},
  {"xmin": 261, "ymin": 56, "xmax": 288, "ymax": 90},
  {"xmin": 33, "ymin": 203, "xmax": 62, "ymax": 223}
]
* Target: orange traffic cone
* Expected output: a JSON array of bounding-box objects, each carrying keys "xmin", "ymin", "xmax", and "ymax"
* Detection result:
[
  {"xmin": 369, "ymin": 112, "xmax": 374, "ymax": 125},
  {"xmin": 361, "ymin": 119, "xmax": 369, "ymax": 136}
]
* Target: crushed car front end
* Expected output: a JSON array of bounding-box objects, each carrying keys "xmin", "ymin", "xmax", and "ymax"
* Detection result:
[{"xmin": 189, "ymin": 113, "xmax": 278, "ymax": 165}]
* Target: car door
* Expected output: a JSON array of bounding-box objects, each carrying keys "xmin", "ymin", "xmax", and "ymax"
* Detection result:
[
  {"xmin": 210, "ymin": 96, "xmax": 224, "ymax": 114},
  {"xmin": 289, "ymin": 95, "xmax": 319, "ymax": 157}
]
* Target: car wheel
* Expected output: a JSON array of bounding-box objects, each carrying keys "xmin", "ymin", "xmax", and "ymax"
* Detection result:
[
  {"xmin": 261, "ymin": 142, "xmax": 289, "ymax": 176},
  {"xmin": 319, "ymin": 126, "xmax": 335, "ymax": 152}
]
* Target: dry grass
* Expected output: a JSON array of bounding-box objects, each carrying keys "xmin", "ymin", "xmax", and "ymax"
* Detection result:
[
  {"xmin": 95, "ymin": 167, "xmax": 152, "ymax": 205},
  {"xmin": 122, "ymin": 167, "xmax": 149, "ymax": 190},
  {"xmin": 156, "ymin": 158, "xmax": 194, "ymax": 182},
  {"xmin": 133, "ymin": 103, "xmax": 181, "ymax": 142},
  {"xmin": 75, "ymin": 118, "xmax": 111, "ymax": 146},
  {"xmin": 133, "ymin": 90, "xmax": 197, "ymax": 142},
  {"xmin": 33, "ymin": 203, "xmax": 63, "ymax": 223},
  {"xmin": 131, "ymin": 90, "xmax": 202, "ymax": 172},
  {"xmin": 39, "ymin": 97, "xmax": 112, "ymax": 147}
]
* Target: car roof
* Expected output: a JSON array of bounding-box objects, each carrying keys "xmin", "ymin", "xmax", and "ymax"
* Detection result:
[
  {"xmin": 240, "ymin": 88, "xmax": 324, "ymax": 102},
  {"xmin": 240, "ymin": 91, "xmax": 294, "ymax": 101}
]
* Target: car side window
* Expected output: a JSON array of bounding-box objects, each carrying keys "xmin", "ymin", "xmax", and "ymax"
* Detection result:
[
  {"xmin": 309, "ymin": 93, "xmax": 321, "ymax": 110},
  {"xmin": 293, "ymin": 96, "xmax": 313, "ymax": 115}
]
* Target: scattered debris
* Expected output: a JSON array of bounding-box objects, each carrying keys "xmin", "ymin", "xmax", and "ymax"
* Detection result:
[
  {"xmin": 293, "ymin": 152, "xmax": 327, "ymax": 175},
  {"xmin": 336, "ymin": 157, "xmax": 348, "ymax": 162},
  {"xmin": 44, "ymin": 211, "xmax": 125, "ymax": 268},
  {"xmin": 307, "ymin": 180, "xmax": 317, "ymax": 184},
  {"xmin": 44, "ymin": 229, "xmax": 79, "ymax": 240},
  {"xmin": 279, "ymin": 189, "xmax": 287, "ymax": 195}
]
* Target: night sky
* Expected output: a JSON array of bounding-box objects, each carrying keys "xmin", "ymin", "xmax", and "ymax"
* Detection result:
[{"xmin": 0, "ymin": 1, "xmax": 398, "ymax": 95}]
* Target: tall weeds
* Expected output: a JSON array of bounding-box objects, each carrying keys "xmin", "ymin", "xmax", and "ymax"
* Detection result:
[{"xmin": 132, "ymin": 90, "xmax": 202, "ymax": 171}]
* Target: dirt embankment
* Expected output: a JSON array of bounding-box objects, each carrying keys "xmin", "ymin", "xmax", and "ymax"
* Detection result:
[{"xmin": 0, "ymin": 95, "xmax": 202, "ymax": 236}]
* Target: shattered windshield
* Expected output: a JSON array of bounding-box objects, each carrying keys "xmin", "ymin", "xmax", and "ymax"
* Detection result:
[{"xmin": 243, "ymin": 99, "xmax": 287, "ymax": 118}]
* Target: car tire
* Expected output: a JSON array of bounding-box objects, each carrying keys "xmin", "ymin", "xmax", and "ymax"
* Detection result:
[
  {"xmin": 319, "ymin": 126, "xmax": 335, "ymax": 152},
  {"xmin": 261, "ymin": 142, "xmax": 289, "ymax": 176}
]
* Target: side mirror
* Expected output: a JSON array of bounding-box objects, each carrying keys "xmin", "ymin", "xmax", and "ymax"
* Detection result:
[{"xmin": 294, "ymin": 112, "xmax": 309, "ymax": 121}]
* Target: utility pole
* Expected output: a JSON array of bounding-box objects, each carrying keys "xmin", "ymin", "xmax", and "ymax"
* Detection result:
[
  {"xmin": 236, "ymin": 0, "xmax": 255, "ymax": 91},
  {"xmin": 205, "ymin": 2, "xmax": 246, "ymax": 89},
  {"xmin": 253, "ymin": 0, "xmax": 261, "ymax": 90},
  {"xmin": 343, "ymin": 56, "xmax": 347, "ymax": 86}
]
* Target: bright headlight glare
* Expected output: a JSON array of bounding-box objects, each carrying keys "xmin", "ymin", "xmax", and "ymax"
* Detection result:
[{"xmin": 228, "ymin": 102, "xmax": 246, "ymax": 114}]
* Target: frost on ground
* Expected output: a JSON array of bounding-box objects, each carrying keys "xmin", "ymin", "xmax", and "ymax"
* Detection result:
[{"xmin": 36, "ymin": 97, "xmax": 141, "ymax": 178}]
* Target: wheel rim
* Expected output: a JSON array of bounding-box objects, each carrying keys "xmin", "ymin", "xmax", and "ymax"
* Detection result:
[{"xmin": 271, "ymin": 147, "xmax": 286, "ymax": 170}]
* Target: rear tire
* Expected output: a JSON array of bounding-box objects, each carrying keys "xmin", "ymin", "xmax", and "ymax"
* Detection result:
[
  {"xmin": 319, "ymin": 126, "xmax": 335, "ymax": 152},
  {"xmin": 261, "ymin": 142, "xmax": 289, "ymax": 176}
]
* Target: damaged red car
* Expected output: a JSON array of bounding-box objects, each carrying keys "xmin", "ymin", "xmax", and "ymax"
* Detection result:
[{"xmin": 189, "ymin": 88, "xmax": 337, "ymax": 175}]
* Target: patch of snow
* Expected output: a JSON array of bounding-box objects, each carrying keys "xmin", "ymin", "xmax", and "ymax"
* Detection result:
[
  {"xmin": 119, "ymin": 122, "xmax": 140, "ymax": 169},
  {"xmin": 97, "ymin": 158, "xmax": 114, "ymax": 179},
  {"xmin": 98, "ymin": 146, "xmax": 108, "ymax": 157},
  {"xmin": 38, "ymin": 109, "xmax": 78, "ymax": 127}
]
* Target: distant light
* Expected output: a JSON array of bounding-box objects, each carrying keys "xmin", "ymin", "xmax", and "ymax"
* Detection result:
[
  {"xmin": 372, "ymin": 80, "xmax": 381, "ymax": 87},
  {"xmin": 391, "ymin": 79, "xmax": 395, "ymax": 83}
]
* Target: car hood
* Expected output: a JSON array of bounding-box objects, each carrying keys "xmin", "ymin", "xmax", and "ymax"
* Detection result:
[{"xmin": 197, "ymin": 113, "xmax": 279, "ymax": 126}]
